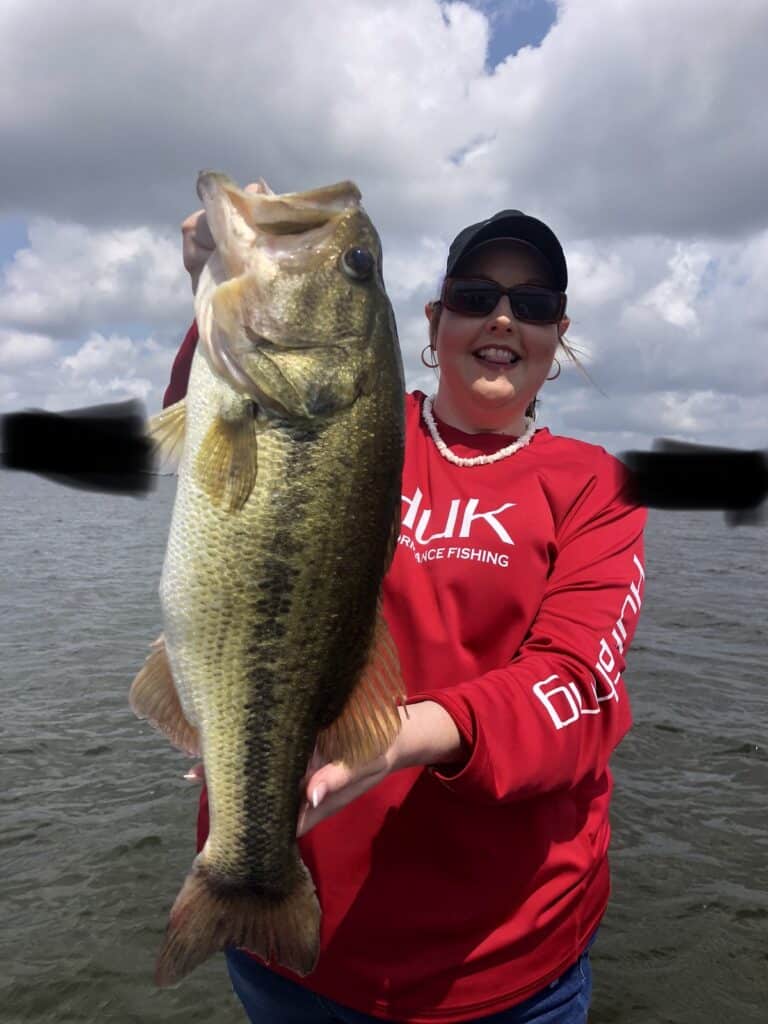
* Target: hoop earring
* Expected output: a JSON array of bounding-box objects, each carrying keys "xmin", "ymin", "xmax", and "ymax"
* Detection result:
[
  {"xmin": 546, "ymin": 358, "xmax": 561, "ymax": 382},
  {"xmin": 421, "ymin": 345, "xmax": 439, "ymax": 369}
]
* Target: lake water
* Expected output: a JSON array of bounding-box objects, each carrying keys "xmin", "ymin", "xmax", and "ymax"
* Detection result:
[{"xmin": 1, "ymin": 468, "xmax": 766, "ymax": 1023}]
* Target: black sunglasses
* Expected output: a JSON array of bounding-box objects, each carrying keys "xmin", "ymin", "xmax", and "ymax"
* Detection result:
[{"xmin": 441, "ymin": 277, "xmax": 567, "ymax": 323}]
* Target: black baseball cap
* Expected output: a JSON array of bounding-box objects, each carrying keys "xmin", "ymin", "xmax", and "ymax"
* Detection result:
[{"xmin": 446, "ymin": 210, "xmax": 567, "ymax": 291}]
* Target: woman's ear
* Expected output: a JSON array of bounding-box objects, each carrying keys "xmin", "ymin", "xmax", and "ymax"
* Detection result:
[
  {"xmin": 559, "ymin": 314, "xmax": 571, "ymax": 336},
  {"xmin": 425, "ymin": 301, "xmax": 435, "ymax": 321}
]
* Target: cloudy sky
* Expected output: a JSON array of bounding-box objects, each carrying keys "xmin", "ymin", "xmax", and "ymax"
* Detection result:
[{"xmin": 1, "ymin": 0, "xmax": 767, "ymax": 453}]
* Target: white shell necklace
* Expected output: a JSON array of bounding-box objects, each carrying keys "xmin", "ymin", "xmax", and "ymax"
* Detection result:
[{"xmin": 421, "ymin": 395, "xmax": 536, "ymax": 467}]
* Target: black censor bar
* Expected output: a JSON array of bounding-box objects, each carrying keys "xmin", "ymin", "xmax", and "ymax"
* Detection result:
[
  {"xmin": 1, "ymin": 400, "xmax": 154, "ymax": 496},
  {"xmin": 621, "ymin": 439, "xmax": 768, "ymax": 525}
]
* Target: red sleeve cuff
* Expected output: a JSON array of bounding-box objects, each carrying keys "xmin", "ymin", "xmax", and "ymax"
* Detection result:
[{"xmin": 404, "ymin": 690, "xmax": 489, "ymax": 793}]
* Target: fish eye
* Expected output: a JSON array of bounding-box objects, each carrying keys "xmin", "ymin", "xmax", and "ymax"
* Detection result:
[{"xmin": 341, "ymin": 247, "xmax": 374, "ymax": 281}]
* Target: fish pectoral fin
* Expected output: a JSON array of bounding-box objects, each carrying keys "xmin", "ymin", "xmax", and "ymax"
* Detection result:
[
  {"xmin": 148, "ymin": 400, "xmax": 187, "ymax": 474},
  {"xmin": 196, "ymin": 413, "xmax": 259, "ymax": 512},
  {"xmin": 315, "ymin": 605, "xmax": 406, "ymax": 768},
  {"xmin": 129, "ymin": 635, "xmax": 200, "ymax": 756}
]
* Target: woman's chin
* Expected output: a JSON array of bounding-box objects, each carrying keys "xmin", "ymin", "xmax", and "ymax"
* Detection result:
[{"xmin": 469, "ymin": 378, "xmax": 519, "ymax": 406}]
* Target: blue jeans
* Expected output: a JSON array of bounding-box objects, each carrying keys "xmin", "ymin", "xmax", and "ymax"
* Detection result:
[{"xmin": 226, "ymin": 936, "xmax": 595, "ymax": 1024}]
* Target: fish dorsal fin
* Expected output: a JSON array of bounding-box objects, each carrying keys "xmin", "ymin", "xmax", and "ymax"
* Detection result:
[
  {"xmin": 129, "ymin": 635, "xmax": 200, "ymax": 756},
  {"xmin": 315, "ymin": 603, "xmax": 406, "ymax": 768},
  {"xmin": 196, "ymin": 414, "xmax": 258, "ymax": 513},
  {"xmin": 148, "ymin": 400, "xmax": 187, "ymax": 474}
]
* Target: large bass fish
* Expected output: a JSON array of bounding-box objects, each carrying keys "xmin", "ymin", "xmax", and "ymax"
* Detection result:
[{"xmin": 130, "ymin": 173, "xmax": 406, "ymax": 986}]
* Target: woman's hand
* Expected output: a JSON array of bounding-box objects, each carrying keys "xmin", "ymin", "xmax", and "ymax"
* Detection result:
[
  {"xmin": 180, "ymin": 180, "xmax": 270, "ymax": 294},
  {"xmin": 296, "ymin": 701, "xmax": 466, "ymax": 838},
  {"xmin": 180, "ymin": 206, "xmax": 214, "ymax": 295}
]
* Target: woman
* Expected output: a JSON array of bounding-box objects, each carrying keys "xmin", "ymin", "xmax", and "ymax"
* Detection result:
[{"xmin": 166, "ymin": 197, "xmax": 647, "ymax": 1023}]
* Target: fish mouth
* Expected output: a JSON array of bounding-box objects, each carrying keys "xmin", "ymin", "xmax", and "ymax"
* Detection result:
[
  {"xmin": 197, "ymin": 172, "xmax": 361, "ymax": 210},
  {"xmin": 251, "ymin": 181, "xmax": 363, "ymax": 236},
  {"xmin": 194, "ymin": 174, "xmax": 365, "ymax": 399},
  {"xmin": 197, "ymin": 172, "xmax": 361, "ymax": 249}
]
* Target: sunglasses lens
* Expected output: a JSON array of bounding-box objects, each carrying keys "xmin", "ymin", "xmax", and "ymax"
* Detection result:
[
  {"xmin": 444, "ymin": 280, "xmax": 499, "ymax": 315},
  {"xmin": 509, "ymin": 290, "xmax": 563, "ymax": 323}
]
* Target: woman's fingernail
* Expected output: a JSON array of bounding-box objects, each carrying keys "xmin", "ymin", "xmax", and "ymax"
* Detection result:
[{"xmin": 311, "ymin": 784, "xmax": 327, "ymax": 808}]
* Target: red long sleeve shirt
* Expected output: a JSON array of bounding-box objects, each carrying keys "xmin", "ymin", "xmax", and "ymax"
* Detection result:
[{"xmin": 165, "ymin": 325, "xmax": 647, "ymax": 1022}]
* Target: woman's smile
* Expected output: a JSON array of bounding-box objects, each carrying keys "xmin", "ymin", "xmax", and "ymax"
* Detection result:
[{"xmin": 472, "ymin": 344, "xmax": 522, "ymax": 367}]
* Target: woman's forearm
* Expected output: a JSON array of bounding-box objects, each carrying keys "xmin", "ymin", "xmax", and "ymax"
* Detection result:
[{"xmin": 390, "ymin": 700, "xmax": 467, "ymax": 772}]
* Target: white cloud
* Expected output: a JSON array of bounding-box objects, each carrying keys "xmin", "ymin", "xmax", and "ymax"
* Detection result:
[
  {"xmin": 0, "ymin": 329, "xmax": 56, "ymax": 368},
  {"xmin": 384, "ymin": 237, "xmax": 446, "ymax": 302},
  {"xmin": 0, "ymin": 0, "xmax": 767, "ymax": 451},
  {"xmin": 2, "ymin": 219, "xmax": 766, "ymax": 448},
  {"xmin": 0, "ymin": 372, "xmax": 19, "ymax": 408},
  {"xmin": 1, "ymin": 0, "xmax": 765, "ymax": 239},
  {"xmin": 545, "ymin": 385, "xmax": 768, "ymax": 454},
  {"xmin": 632, "ymin": 245, "xmax": 711, "ymax": 331},
  {"xmin": 53, "ymin": 332, "xmax": 169, "ymax": 408},
  {"xmin": 103, "ymin": 375, "xmax": 154, "ymax": 401},
  {"xmin": 567, "ymin": 247, "xmax": 632, "ymax": 307},
  {"xmin": 61, "ymin": 334, "xmax": 137, "ymax": 376},
  {"xmin": 0, "ymin": 220, "xmax": 190, "ymax": 336},
  {"xmin": 0, "ymin": 328, "xmax": 181, "ymax": 415}
]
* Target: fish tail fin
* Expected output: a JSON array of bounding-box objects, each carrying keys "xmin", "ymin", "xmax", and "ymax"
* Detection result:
[{"xmin": 154, "ymin": 857, "xmax": 320, "ymax": 987}]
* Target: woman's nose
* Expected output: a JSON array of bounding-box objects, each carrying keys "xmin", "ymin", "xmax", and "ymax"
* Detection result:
[
  {"xmin": 487, "ymin": 297, "xmax": 516, "ymax": 332},
  {"xmin": 488, "ymin": 318, "xmax": 513, "ymax": 333}
]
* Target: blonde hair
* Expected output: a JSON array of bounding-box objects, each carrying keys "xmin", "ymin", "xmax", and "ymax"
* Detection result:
[{"xmin": 426, "ymin": 299, "xmax": 584, "ymax": 420}]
